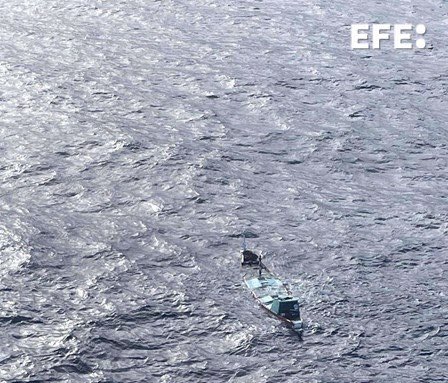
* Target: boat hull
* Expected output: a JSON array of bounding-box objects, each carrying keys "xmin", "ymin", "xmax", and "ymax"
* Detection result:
[{"xmin": 241, "ymin": 250, "xmax": 302, "ymax": 333}]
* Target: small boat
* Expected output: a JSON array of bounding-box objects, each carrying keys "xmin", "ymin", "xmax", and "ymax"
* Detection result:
[{"xmin": 241, "ymin": 246, "xmax": 302, "ymax": 333}]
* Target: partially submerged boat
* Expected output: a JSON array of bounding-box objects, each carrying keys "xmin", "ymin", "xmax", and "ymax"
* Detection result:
[{"xmin": 241, "ymin": 247, "xmax": 302, "ymax": 333}]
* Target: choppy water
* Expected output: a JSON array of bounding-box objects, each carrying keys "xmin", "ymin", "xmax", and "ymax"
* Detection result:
[{"xmin": 1, "ymin": 1, "xmax": 448, "ymax": 382}]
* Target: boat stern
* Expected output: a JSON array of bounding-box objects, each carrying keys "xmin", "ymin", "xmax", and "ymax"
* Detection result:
[{"xmin": 292, "ymin": 320, "xmax": 303, "ymax": 333}]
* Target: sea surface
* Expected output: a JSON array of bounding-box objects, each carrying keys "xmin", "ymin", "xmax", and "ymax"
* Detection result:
[{"xmin": 0, "ymin": 1, "xmax": 447, "ymax": 382}]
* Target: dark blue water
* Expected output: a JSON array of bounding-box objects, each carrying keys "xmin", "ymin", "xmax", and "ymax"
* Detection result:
[{"xmin": 1, "ymin": 1, "xmax": 447, "ymax": 382}]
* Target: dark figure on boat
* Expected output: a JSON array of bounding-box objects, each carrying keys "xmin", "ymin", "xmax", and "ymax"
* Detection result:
[{"xmin": 241, "ymin": 249, "xmax": 260, "ymax": 266}]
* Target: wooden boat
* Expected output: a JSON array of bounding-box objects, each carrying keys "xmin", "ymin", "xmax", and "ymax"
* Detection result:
[{"xmin": 241, "ymin": 248, "xmax": 302, "ymax": 333}]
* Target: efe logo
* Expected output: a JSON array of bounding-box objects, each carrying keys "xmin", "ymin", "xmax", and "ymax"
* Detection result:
[{"xmin": 351, "ymin": 24, "xmax": 427, "ymax": 49}]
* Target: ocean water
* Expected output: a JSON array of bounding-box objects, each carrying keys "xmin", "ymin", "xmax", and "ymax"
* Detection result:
[{"xmin": 0, "ymin": 1, "xmax": 447, "ymax": 382}]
